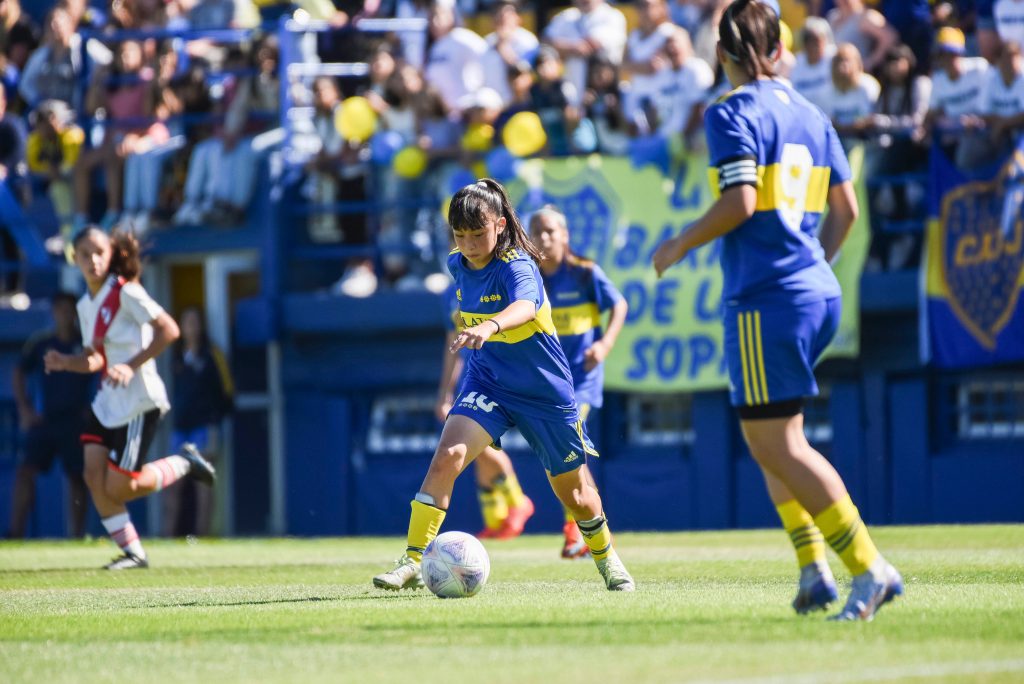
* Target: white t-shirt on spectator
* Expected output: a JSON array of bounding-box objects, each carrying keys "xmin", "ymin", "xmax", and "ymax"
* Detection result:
[
  {"xmin": 544, "ymin": 2, "xmax": 627, "ymax": 107},
  {"xmin": 994, "ymin": 0, "xmax": 1024, "ymax": 48},
  {"xmin": 481, "ymin": 27, "xmax": 539, "ymax": 106},
  {"xmin": 78, "ymin": 276, "xmax": 170, "ymax": 428},
  {"xmin": 425, "ymin": 27, "xmax": 488, "ymax": 114},
  {"xmin": 790, "ymin": 46, "xmax": 837, "ymax": 113},
  {"xmin": 624, "ymin": 23, "xmax": 676, "ymax": 119},
  {"xmin": 980, "ymin": 65, "xmax": 1024, "ymax": 117},
  {"xmin": 651, "ymin": 58, "xmax": 714, "ymax": 135},
  {"xmin": 826, "ymin": 74, "xmax": 881, "ymax": 125},
  {"xmin": 314, "ymin": 104, "xmax": 345, "ymax": 156},
  {"xmin": 930, "ymin": 57, "xmax": 988, "ymax": 118}
]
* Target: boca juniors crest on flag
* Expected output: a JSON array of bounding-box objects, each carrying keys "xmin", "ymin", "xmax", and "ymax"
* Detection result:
[{"xmin": 923, "ymin": 138, "xmax": 1024, "ymax": 368}]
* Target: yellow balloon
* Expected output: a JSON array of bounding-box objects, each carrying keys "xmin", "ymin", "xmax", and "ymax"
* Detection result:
[
  {"xmin": 780, "ymin": 20, "xmax": 794, "ymax": 53},
  {"xmin": 335, "ymin": 96, "xmax": 377, "ymax": 143},
  {"xmin": 393, "ymin": 146, "xmax": 428, "ymax": 179},
  {"xmin": 462, "ymin": 123, "xmax": 495, "ymax": 152},
  {"xmin": 502, "ymin": 111, "xmax": 547, "ymax": 158}
]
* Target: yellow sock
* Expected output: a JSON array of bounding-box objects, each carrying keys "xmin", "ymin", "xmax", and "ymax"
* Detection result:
[
  {"xmin": 494, "ymin": 472, "xmax": 527, "ymax": 509},
  {"xmin": 563, "ymin": 505, "xmax": 575, "ymax": 525},
  {"xmin": 776, "ymin": 500, "xmax": 827, "ymax": 569},
  {"xmin": 406, "ymin": 499, "xmax": 446, "ymax": 562},
  {"xmin": 577, "ymin": 515, "xmax": 613, "ymax": 560},
  {"xmin": 478, "ymin": 487, "xmax": 508, "ymax": 531},
  {"xmin": 813, "ymin": 494, "xmax": 879, "ymax": 576}
]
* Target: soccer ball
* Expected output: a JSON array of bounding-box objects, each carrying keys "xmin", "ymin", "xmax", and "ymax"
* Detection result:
[{"xmin": 422, "ymin": 531, "xmax": 490, "ymax": 598}]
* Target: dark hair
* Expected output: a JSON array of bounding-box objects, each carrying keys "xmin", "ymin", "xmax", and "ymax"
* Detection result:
[
  {"xmin": 878, "ymin": 44, "xmax": 916, "ymax": 116},
  {"xmin": 72, "ymin": 226, "xmax": 143, "ymax": 281},
  {"xmin": 718, "ymin": 0, "xmax": 781, "ymax": 80},
  {"xmin": 174, "ymin": 305, "xmax": 211, "ymax": 364},
  {"xmin": 448, "ymin": 179, "xmax": 541, "ymax": 263}
]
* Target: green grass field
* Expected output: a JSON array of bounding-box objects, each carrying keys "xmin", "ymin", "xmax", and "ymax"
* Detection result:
[{"xmin": 2, "ymin": 526, "xmax": 1023, "ymax": 683}]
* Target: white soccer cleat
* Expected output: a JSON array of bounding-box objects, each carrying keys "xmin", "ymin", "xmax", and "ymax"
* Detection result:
[
  {"xmin": 830, "ymin": 560, "xmax": 904, "ymax": 621},
  {"xmin": 595, "ymin": 551, "xmax": 635, "ymax": 592},
  {"xmin": 793, "ymin": 561, "xmax": 839, "ymax": 614},
  {"xmin": 373, "ymin": 554, "xmax": 425, "ymax": 591}
]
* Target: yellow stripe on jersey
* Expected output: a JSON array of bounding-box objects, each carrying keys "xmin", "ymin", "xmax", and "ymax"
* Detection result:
[
  {"xmin": 708, "ymin": 164, "xmax": 831, "ymax": 214},
  {"xmin": 551, "ymin": 302, "xmax": 601, "ymax": 337},
  {"xmin": 459, "ymin": 299, "xmax": 557, "ymax": 344}
]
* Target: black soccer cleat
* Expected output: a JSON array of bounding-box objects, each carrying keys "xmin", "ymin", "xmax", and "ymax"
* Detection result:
[
  {"xmin": 180, "ymin": 442, "xmax": 216, "ymax": 486},
  {"xmin": 104, "ymin": 553, "xmax": 149, "ymax": 570}
]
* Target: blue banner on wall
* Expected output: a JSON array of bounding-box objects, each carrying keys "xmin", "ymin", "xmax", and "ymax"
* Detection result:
[{"xmin": 923, "ymin": 138, "xmax": 1024, "ymax": 368}]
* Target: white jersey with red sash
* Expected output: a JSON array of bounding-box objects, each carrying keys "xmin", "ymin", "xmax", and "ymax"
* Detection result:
[{"xmin": 77, "ymin": 274, "xmax": 170, "ymax": 428}]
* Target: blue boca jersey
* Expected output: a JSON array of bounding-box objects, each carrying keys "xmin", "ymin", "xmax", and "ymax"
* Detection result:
[
  {"xmin": 448, "ymin": 247, "xmax": 579, "ymax": 421},
  {"xmin": 704, "ymin": 79, "xmax": 852, "ymax": 305},
  {"xmin": 541, "ymin": 256, "xmax": 623, "ymax": 408}
]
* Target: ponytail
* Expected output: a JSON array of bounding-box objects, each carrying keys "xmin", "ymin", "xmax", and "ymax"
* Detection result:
[
  {"xmin": 719, "ymin": 0, "xmax": 780, "ymax": 81},
  {"xmin": 449, "ymin": 178, "xmax": 542, "ymax": 263}
]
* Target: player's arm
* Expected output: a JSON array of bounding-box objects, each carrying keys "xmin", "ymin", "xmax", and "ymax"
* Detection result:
[
  {"xmin": 102, "ymin": 312, "xmax": 180, "ymax": 388},
  {"xmin": 451, "ymin": 300, "xmax": 537, "ymax": 352},
  {"xmin": 436, "ymin": 330, "xmax": 464, "ymax": 421},
  {"xmin": 818, "ymin": 180, "xmax": 859, "ymax": 264},
  {"xmin": 43, "ymin": 346, "xmax": 105, "ymax": 374},
  {"xmin": 584, "ymin": 298, "xmax": 628, "ymax": 372},
  {"xmin": 653, "ymin": 184, "xmax": 757, "ymax": 277}
]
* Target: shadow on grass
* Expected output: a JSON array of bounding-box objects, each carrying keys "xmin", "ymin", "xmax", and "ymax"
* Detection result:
[{"xmin": 142, "ymin": 593, "xmax": 424, "ymax": 609}]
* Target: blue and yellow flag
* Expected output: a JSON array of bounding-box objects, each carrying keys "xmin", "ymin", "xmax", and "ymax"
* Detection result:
[{"xmin": 923, "ymin": 138, "xmax": 1024, "ymax": 368}]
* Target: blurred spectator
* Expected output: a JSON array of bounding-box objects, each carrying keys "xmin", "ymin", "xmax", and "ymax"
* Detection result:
[
  {"xmin": 364, "ymin": 43, "xmax": 397, "ymax": 115},
  {"xmin": 668, "ymin": 0, "xmax": 705, "ymax": 37},
  {"xmin": 693, "ymin": 0, "xmax": 728, "ymax": 69},
  {"xmin": 827, "ymin": 0, "xmax": 898, "ymax": 73},
  {"xmin": 623, "ymin": 0, "xmax": 675, "ymax": 125},
  {"xmin": 827, "ymin": 43, "xmax": 880, "ymax": 141},
  {"xmin": 0, "ymin": 0, "xmax": 39, "ymax": 79},
  {"xmin": 73, "ymin": 39, "xmax": 168, "ymax": 229},
  {"xmin": 649, "ymin": 26, "xmax": 713, "ymax": 142},
  {"xmin": 581, "ymin": 51, "xmax": 629, "ymax": 154},
  {"xmin": 424, "ymin": 0, "xmax": 486, "ymax": 115},
  {"xmin": 0, "ymin": 84, "xmax": 25, "ymax": 180},
  {"xmin": 875, "ymin": 0, "xmax": 932, "ymax": 71},
  {"xmin": 481, "ymin": 0, "xmax": 538, "ymax": 107},
  {"xmin": 791, "ymin": 16, "xmax": 837, "ymax": 112},
  {"xmin": 530, "ymin": 45, "xmax": 578, "ymax": 155},
  {"xmin": 6, "ymin": 292, "xmax": 92, "ymax": 539},
  {"xmin": 980, "ymin": 40, "xmax": 1024, "ymax": 140},
  {"xmin": 174, "ymin": 37, "xmax": 281, "ymax": 226},
  {"xmin": 544, "ymin": 0, "xmax": 627, "ymax": 108},
  {"xmin": 109, "ymin": 0, "xmax": 171, "ymax": 29},
  {"xmin": 978, "ymin": 0, "xmax": 1024, "ymax": 62},
  {"xmin": 872, "ymin": 44, "xmax": 931, "ymax": 142},
  {"xmin": 162, "ymin": 306, "xmax": 233, "ymax": 538},
  {"xmin": 62, "ymin": 0, "xmax": 107, "ymax": 31},
  {"xmin": 382, "ymin": 63, "xmax": 422, "ymax": 140},
  {"xmin": 187, "ymin": 0, "xmax": 260, "ymax": 29},
  {"xmin": 926, "ymin": 27, "xmax": 991, "ymax": 168},
  {"xmin": 307, "ymin": 75, "xmax": 345, "ymax": 243},
  {"xmin": 26, "ymin": 99, "xmax": 81, "ymax": 242},
  {"xmin": 18, "ymin": 7, "xmax": 80, "ymax": 110}
]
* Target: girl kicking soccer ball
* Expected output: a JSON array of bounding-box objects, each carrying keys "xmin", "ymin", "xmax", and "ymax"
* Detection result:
[
  {"xmin": 374, "ymin": 179, "xmax": 635, "ymax": 592},
  {"xmin": 45, "ymin": 227, "xmax": 215, "ymax": 569}
]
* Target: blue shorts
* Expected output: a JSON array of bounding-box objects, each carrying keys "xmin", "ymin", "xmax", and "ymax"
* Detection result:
[
  {"xmin": 723, "ymin": 297, "xmax": 840, "ymax": 408},
  {"xmin": 448, "ymin": 381, "xmax": 598, "ymax": 477}
]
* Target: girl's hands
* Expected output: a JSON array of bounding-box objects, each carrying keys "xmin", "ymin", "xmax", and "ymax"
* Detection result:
[
  {"xmin": 583, "ymin": 340, "xmax": 609, "ymax": 372},
  {"xmin": 105, "ymin": 363, "xmax": 135, "ymax": 387},
  {"xmin": 450, "ymin": 322, "xmax": 498, "ymax": 352},
  {"xmin": 652, "ymin": 235, "xmax": 688, "ymax": 278},
  {"xmin": 43, "ymin": 349, "xmax": 68, "ymax": 373}
]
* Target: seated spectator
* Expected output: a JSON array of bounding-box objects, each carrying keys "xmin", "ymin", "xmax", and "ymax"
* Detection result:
[
  {"xmin": 791, "ymin": 17, "xmax": 837, "ymax": 112},
  {"xmin": 978, "ymin": 0, "xmax": 1024, "ymax": 63},
  {"xmin": 582, "ymin": 51, "xmax": 630, "ymax": 154},
  {"xmin": 623, "ymin": 0, "xmax": 675, "ymax": 125},
  {"xmin": 649, "ymin": 26, "xmax": 713, "ymax": 142},
  {"xmin": 530, "ymin": 46, "xmax": 579, "ymax": 156},
  {"xmin": 827, "ymin": 43, "xmax": 880, "ymax": 142},
  {"xmin": 26, "ymin": 99, "xmax": 82, "ymax": 246},
  {"xmin": 481, "ymin": 0, "xmax": 537, "ymax": 108},
  {"xmin": 926, "ymin": 27, "xmax": 990, "ymax": 167},
  {"xmin": 73, "ymin": 39, "xmax": 168, "ymax": 230},
  {"xmin": 827, "ymin": 0, "xmax": 898, "ymax": 73},
  {"xmin": 544, "ymin": 0, "xmax": 627, "ymax": 108},
  {"xmin": 424, "ymin": 0, "xmax": 486, "ymax": 115},
  {"xmin": 18, "ymin": 7, "xmax": 80, "ymax": 110},
  {"xmin": 174, "ymin": 37, "xmax": 281, "ymax": 226},
  {"xmin": 980, "ymin": 40, "xmax": 1024, "ymax": 141}
]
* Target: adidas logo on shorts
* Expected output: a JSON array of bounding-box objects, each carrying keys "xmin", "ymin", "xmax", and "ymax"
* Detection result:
[{"xmin": 564, "ymin": 451, "xmax": 579, "ymax": 463}]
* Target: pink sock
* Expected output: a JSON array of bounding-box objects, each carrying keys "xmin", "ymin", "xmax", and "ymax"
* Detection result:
[
  {"xmin": 143, "ymin": 455, "xmax": 190, "ymax": 491},
  {"xmin": 102, "ymin": 512, "xmax": 146, "ymax": 559}
]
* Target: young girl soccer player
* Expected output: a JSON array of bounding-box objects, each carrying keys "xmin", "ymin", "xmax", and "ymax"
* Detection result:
[
  {"xmin": 375, "ymin": 179, "xmax": 635, "ymax": 592},
  {"xmin": 652, "ymin": 0, "xmax": 902, "ymax": 620},
  {"xmin": 44, "ymin": 228, "xmax": 215, "ymax": 569},
  {"xmin": 437, "ymin": 285, "xmax": 536, "ymax": 540},
  {"xmin": 529, "ymin": 206, "xmax": 628, "ymax": 559}
]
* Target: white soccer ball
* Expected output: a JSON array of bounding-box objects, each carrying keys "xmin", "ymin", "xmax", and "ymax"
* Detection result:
[{"xmin": 422, "ymin": 531, "xmax": 491, "ymax": 598}]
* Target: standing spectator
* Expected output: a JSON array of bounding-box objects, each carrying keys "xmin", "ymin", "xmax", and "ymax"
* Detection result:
[
  {"xmin": 827, "ymin": 0, "xmax": 898, "ymax": 73},
  {"xmin": 650, "ymin": 26, "xmax": 714, "ymax": 141},
  {"xmin": 530, "ymin": 45, "xmax": 579, "ymax": 156},
  {"xmin": 981, "ymin": 40, "xmax": 1024, "ymax": 140},
  {"xmin": 18, "ymin": 7, "xmax": 80, "ymax": 110},
  {"xmin": 306, "ymin": 76, "xmax": 345, "ymax": 244},
  {"xmin": 363, "ymin": 43, "xmax": 397, "ymax": 116},
  {"xmin": 623, "ymin": 0, "xmax": 675, "ymax": 125},
  {"xmin": 875, "ymin": 0, "xmax": 932, "ymax": 71},
  {"xmin": 0, "ymin": 0, "xmax": 39, "ymax": 81},
  {"xmin": 162, "ymin": 307, "xmax": 233, "ymax": 538},
  {"xmin": 6, "ymin": 293, "xmax": 93, "ymax": 539},
  {"xmin": 0, "ymin": 84, "xmax": 26, "ymax": 180},
  {"xmin": 424, "ymin": 0, "xmax": 487, "ymax": 115},
  {"xmin": 872, "ymin": 44, "xmax": 931, "ymax": 142},
  {"xmin": 582, "ymin": 52, "xmax": 630, "ymax": 154},
  {"xmin": 481, "ymin": 0, "xmax": 538, "ymax": 107},
  {"xmin": 979, "ymin": 0, "xmax": 1024, "ymax": 63},
  {"xmin": 544, "ymin": 0, "xmax": 627, "ymax": 108},
  {"xmin": 791, "ymin": 17, "xmax": 836, "ymax": 112},
  {"xmin": 827, "ymin": 43, "xmax": 880, "ymax": 141},
  {"xmin": 26, "ymin": 99, "xmax": 82, "ymax": 246},
  {"xmin": 926, "ymin": 27, "xmax": 990, "ymax": 168}
]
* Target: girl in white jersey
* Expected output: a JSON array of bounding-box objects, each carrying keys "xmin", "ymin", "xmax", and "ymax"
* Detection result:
[{"xmin": 44, "ymin": 227, "xmax": 215, "ymax": 569}]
